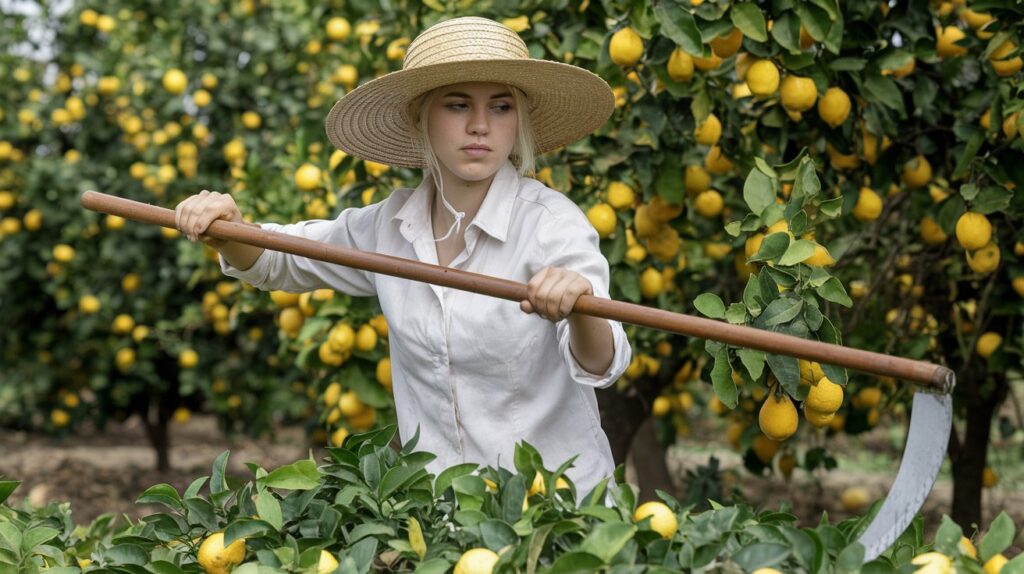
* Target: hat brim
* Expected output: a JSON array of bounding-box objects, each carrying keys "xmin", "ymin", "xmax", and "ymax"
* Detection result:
[{"xmin": 324, "ymin": 59, "xmax": 615, "ymax": 169}]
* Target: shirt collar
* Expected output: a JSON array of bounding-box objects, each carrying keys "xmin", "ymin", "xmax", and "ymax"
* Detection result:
[{"xmin": 393, "ymin": 158, "xmax": 519, "ymax": 244}]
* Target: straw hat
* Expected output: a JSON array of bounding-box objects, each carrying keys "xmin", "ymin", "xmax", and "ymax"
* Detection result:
[{"xmin": 324, "ymin": 16, "xmax": 615, "ymax": 168}]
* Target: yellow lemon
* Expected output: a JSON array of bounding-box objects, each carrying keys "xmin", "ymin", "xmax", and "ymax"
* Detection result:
[
  {"xmin": 805, "ymin": 243, "xmax": 835, "ymax": 266},
  {"xmin": 241, "ymin": 111, "xmax": 261, "ymax": 129},
  {"xmin": 759, "ymin": 392, "xmax": 798, "ymax": 441},
  {"xmin": 609, "ymin": 27, "xmax": 644, "ymax": 66},
  {"xmin": 984, "ymin": 554, "xmax": 1008, "ymax": 574},
  {"xmin": 338, "ymin": 391, "xmax": 366, "ymax": 417},
  {"xmin": 705, "ymin": 145, "xmax": 734, "ymax": 174},
  {"xmin": 990, "ymin": 41, "xmax": 1023, "ymax": 77},
  {"xmin": 355, "ymin": 324, "xmax": 378, "ymax": 351},
  {"xmin": 640, "ymin": 267, "xmax": 664, "ymax": 299},
  {"xmin": 53, "ymin": 244, "xmax": 75, "ymax": 262},
  {"xmin": 454, "ymin": 548, "xmax": 499, "ymax": 574},
  {"xmin": 975, "ymin": 332, "xmax": 1002, "ymax": 358},
  {"xmin": 329, "ymin": 323, "xmax": 356, "ymax": 353},
  {"xmin": 955, "ymin": 212, "xmax": 992, "ymax": 250},
  {"xmin": 667, "ymin": 47, "xmax": 694, "ymax": 82},
  {"xmin": 910, "ymin": 552, "xmax": 953, "ymax": 574},
  {"xmin": 936, "ymin": 26, "xmax": 968, "ymax": 58},
  {"xmin": 652, "ymin": 396, "xmax": 671, "ymax": 417},
  {"xmin": 817, "ymin": 87, "xmax": 851, "ymax": 128},
  {"xmin": 841, "ymin": 486, "xmax": 872, "ymax": 513},
  {"xmin": 51, "ymin": 408, "xmax": 70, "ymax": 427},
  {"xmin": 693, "ymin": 52, "xmax": 722, "ymax": 71},
  {"xmin": 162, "ymin": 69, "xmax": 188, "ymax": 95},
  {"xmin": 79, "ymin": 295, "xmax": 101, "ymax": 314},
  {"xmin": 962, "ymin": 8, "xmax": 993, "ymax": 30},
  {"xmin": 586, "ymin": 203, "xmax": 617, "ymax": 237},
  {"xmin": 694, "ymin": 190, "xmax": 724, "ymax": 218},
  {"xmin": 633, "ymin": 501, "xmax": 677, "ymax": 539},
  {"xmin": 710, "ymin": 27, "xmax": 744, "ymax": 58},
  {"xmin": 295, "ymin": 163, "xmax": 322, "ymax": 191},
  {"xmin": 694, "ymin": 113, "xmax": 722, "ymax": 146},
  {"xmin": 279, "ymin": 308, "xmax": 305, "ymax": 337},
  {"xmin": 179, "ymin": 349, "xmax": 198, "ymax": 369},
  {"xmin": 270, "ymin": 290, "xmax": 301, "ymax": 307},
  {"xmin": 804, "ymin": 407, "xmax": 835, "ymax": 428},
  {"xmin": 112, "ymin": 314, "xmax": 135, "ymax": 334},
  {"xmin": 805, "ymin": 376, "xmax": 843, "ymax": 413},
  {"xmin": 684, "ymin": 165, "xmax": 711, "ymax": 195},
  {"xmin": 317, "ymin": 550, "xmax": 340, "ymax": 574},
  {"xmin": 966, "ymin": 241, "xmax": 1000, "ymax": 274},
  {"xmin": 606, "ymin": 182, "xmax": 635, "ymax": 210},
  {"xmin": 746, "ymin": 60, "xmax": 780, "ymax": 97},
  {"xmin": 1003, "ymin": 112, "xmax": 1019, "ymax": 139},
  {"xmin": 780, "ymin": 75, "xmax": 817, "ymax": 112},
  {"xmin": 902, "ymin": 155, "xmax": 932, "ymax": 189},
  {"xmin": 959, "ymin": 536, "xmax": 978, "ymax": 559},
  {"xmin": 633, "ymin": 204, "xmax": 659, "ymax": 238},
  {"xmin": 376, "ymin": 358, "xmax": 392, "ymax": 388},
  {"xmin": 326, "ymin": 17, "xmax": 351, "ymax": 41},
  {"xmin": 1012, "ymin": 277, "xmax": 1024, "ymax": 297},
  {"xmin": 197, "ymin": 532, "xmax": 246, "ymax": 574},
  {"xmin": 752, "ymin": 434, "xmax": 781, "ymax": 463},
  {"xmin": 323, "ymin": 382, "xmax": 342, "ymax": 407},
  {"xmin": 330, "ymin": 427, "xmax": 349, "ymax": 447},
  {"xmin": 853, "ymin": 187, "xmax": 883, "ymax": 222},
  {"xmin": 982, "ymin": 466, "xmax": 998, "ymax": 488},
  {"xmin": 920, "ymin": 216, "xmax": 948, "ymax": 244}
]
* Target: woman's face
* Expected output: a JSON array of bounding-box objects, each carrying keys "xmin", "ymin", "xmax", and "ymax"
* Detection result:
[{"xmin": 426, "ymin": 81, "xmax": 518, "ymax": 186}]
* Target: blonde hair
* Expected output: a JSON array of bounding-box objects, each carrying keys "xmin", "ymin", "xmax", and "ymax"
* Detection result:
[{"xmin": 408, "ymin": 84, "xmax": 538, "ymax": 188}]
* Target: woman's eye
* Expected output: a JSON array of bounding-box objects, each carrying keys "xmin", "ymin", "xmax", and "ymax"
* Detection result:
[{"xmin": 446, "ymin": 103, "xmax": 468, "ymax": 110}]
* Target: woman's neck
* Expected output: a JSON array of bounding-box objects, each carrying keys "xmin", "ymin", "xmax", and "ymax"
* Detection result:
[{"xmin": 430, "ymin": 171, "xmax": 493, "ymax": 232}]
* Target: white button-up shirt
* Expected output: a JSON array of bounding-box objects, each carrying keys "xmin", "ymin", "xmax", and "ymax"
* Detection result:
[{"xmin": 219, "ymin": 159, "xmax": 632, "ymax": 497}]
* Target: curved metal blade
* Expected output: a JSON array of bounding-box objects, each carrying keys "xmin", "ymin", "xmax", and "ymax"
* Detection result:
[{"xmin": 856, "ymin": 389, "xmax": 954, "ymax": 562}]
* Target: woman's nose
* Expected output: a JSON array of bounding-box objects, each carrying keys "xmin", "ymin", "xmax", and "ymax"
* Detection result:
[{"xmin": 468, "ymin": 107, "xmax": 489, "ymax": 134}]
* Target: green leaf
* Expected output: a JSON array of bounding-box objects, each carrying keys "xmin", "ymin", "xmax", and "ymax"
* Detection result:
[
  {"xmin": 103, "ymin": 544, "xmax": 149, "ymax": 565},
  {"xmin": 971, "ymin": 186, "xmax": 1013, "ymax": 215},
  {"xmin": 953, "ymin": 131, "xmax": 985, "ymax": 180},
  {"xmin": 548, "ymin": 551, "xmax": 607, "ymax": 574},
  {"xmin": 0, "ymin": 481, "xmax": 19, "ymax": 506},
  {"xmin": 211, "ymin": 451, "xmax": 230, "ymax": 495},
  {"xmin": 835, "ymin": 543, "xmax": 865, "ymax": 574},
  {"xmin": 135, "ymin": 484, "xmax": 182, "ymax": 510},
  {"xmin": 934, "ymin": 515, "xmax": 964, "ymax": 555},
  {"xmin": 743, "ymin": 275, "xmax": 764, "ymax": 315},
  {"xmin": 653, "ymin": 2, "xmax": 702, "ymax": 56},
  {"xmin": 754, "ymin": 157, "xmax": 777, "ymax": 178},
  {"xmin": 828, "ymin": 58, "xmax": 866, "ymax": 71},
  {"xmin": 743, "ymin": 169, "xmax": 775, "ymax": 216},
  {"xmin": 20, "ymin": 527, "xmax": 59, "ymax": 554},
  {"xmin": 480, "ymin": 520, "xmax": 520, "ymax": 552},
  {"xmin": 761, "ymin": 298, "xmax": 803, "ymax": 327},
  {"xmin": 434, "ymin": 463, "xmax": 478, "ymax": 498},
  {"xmin": 863, "ymin": 74, "xmax": 905, "ymax": 114},
  {"xmin": 778, "ymin": 239, "xmax": 817, "ymax": 266},
  {"xmin": 750, "ymin": 233, "xmax": 790, "ymax": 263},
  {"xmin": 694, "ymin": 293, "xmax": 726, "ymax": 319},
  {"xmin": 815, "ymin": 277, "xmax": 853, "ymax": 307},
  {"xmin": 818, "ymin": 197, "xmax": 843, "ymax": 219},
  {"xmin": 737, "ymin": 348, "xmax": 766, "ymax": 380},
  {"xmin": 725, "ymin": 220, "xmax": 743, "ymax": 236},
  {"xmin": 731, "ymin": 3, "xmax": 767, "ymax": 42},
  {"xmin": 255, "ymin": 490, "xmax": 283, "ymax": 531},
  {"xmin": 579, "ymin": 522, "xmax": 637, "ymax": 563},
  {"xmin": 379, "ymin": 466, "xmax": 426, "ymax": 500},
  {"xmin": 452, "ymin": 475, "xmax": 485, "ymax": 512},
  {"xmin": 766, "ymin": 352, "xmax": 801, "ymax": 396},
  {"xmin": 412, "ymin": 559, "xmax": 451, "ymax": 574},
  {"xmin": 732, "ymin": 542, "xmax": 791, "ymax": 571},
  {"xmin": 183, "ymin": 497, "xmax": 220, "ymax": 531},
  {"xmin": 224, "ymin": 519, "xmax": 276, "ymax": 547},
  {"xmin": 656, "ymin": 153, "xmax": 684, "ymax": 204},
  {"xmin": 613, "ymin": 268, "xmax": 641, "ymax": 303},
  {"xmin": 795, "ymin": 3, "xmax": 830, "ymax": 42},
  {"xmin": 725, "ymin": 302, "xmax": 748, "ymax": 324},
  {"xmin": 347, "ymin": 522, "xmax": 395, "ymax": 543},
  {"xmin": 711, "ymin": 347, "xmax": 738, "ymax": 410},
  {"xmin": 258, "ymin": 460, "xmax": 320, "ymax": 490},
  {"xmin": 979, "ymin": 511, "xmax": 1016, "ymax": 562},
  {"xmin": 771, "ymin": 11, "xmax": 801, "ymax": 55}
]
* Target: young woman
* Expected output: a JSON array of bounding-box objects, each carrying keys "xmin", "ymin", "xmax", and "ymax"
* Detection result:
[{"xmin": 174, "ymin": 16, "xmax": 632, "ymax": 501}]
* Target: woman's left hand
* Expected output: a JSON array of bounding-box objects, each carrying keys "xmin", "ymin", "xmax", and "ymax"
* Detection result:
[{"xmin": 521, "ymin": 266, "xmax": 593, "ymax": 323}]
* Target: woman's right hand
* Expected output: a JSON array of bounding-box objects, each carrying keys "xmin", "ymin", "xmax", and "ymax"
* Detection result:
[{"xmin": 174, "ymin": 189, "xmax": 244, "ymax": 249}]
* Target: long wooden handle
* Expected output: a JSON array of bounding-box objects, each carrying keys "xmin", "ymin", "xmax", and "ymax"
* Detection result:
[{"xmin": 80, "ymin": 190, "xmax": 955, "ymax": 390}]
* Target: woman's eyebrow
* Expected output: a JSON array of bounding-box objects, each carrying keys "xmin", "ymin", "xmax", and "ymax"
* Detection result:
[{"xmin": 442, "ymin": 91, "xmax": 513, "ymax": 99}]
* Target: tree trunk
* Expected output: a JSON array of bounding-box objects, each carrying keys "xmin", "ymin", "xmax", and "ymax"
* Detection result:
[
  {"xmin": 950, "ymin": 372, "xmax": 1007, "ymax": 530},
  {"xmin": 142, "ymin": 406, "xmax": 171, "ymax": 472},
  {"xmin": 628, "ymin": 415, "xmax": 677, "ymax": 502}
]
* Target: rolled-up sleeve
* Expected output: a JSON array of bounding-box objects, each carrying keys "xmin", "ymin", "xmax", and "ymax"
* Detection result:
[
  {"xmin": 539, "ymin": 202, "xmax": 632, "ymax": 389},
  {"xmin": 219, "ymin": 204, "xmax": 381, "ymax": 297}
]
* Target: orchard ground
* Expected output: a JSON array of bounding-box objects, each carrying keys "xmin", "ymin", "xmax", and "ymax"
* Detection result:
[{"xmin": 3, "ymin": 402, "xmax": 1021, "ymax": 553}]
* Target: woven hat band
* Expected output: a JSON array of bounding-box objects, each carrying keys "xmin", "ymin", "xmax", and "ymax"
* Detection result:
[{"xmin": 403, "ymin": 18, "xmax": 529, "ymax": 69}]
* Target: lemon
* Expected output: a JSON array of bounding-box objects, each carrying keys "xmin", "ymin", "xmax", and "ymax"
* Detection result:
[
  {"xmin": 376, "ymin": 358, "xmax": 392, "ymax": 388},
  {"xmin": 804, "ymin": 407, "xmax": 834, "ymax": 428},
  {"xmin": 279, "ymin": 307, "xmax": 305, "ymax": 337},
  {"xmin": 368, "ymin": 314, "xmax": 388, "ymax": 337},
  {"xmin": 197, "ymin": 532, "xmax": 246, "ymax": 574},
  {"xmin": 317, "ymin": 550, "xmax": 339, "ymax": 574},
  {"xmin": 606, "ymin": 182, "xmax": 635, "ymax": 210},
  {"xmin": 920, "ymin": 216, "xmax": 948, "ymax": 244},
  {"xmin": 173, "ymin": 407, "xmax": 191, "ymax": 424},
  {"xmin": 705, "ymin": 145, "xmax": 734, "ymax": 174},
  {"xmin": 648, "ymin": 196, "xmax": 683, "ymax": 223},
  {"xmin": 329, "ymin": 323, "xmax": 356, "ymax": 352},
  {"xmin": 51, "ymin": 408, "xmax": 70, "ymax": 427},
  {"xmin": 295, "ymin": 163, "xmax": 322, "ymax": 191},
  {"xmin": 694, "ymin": 190, "xmax": 723, "ymax": 218},
  {"xmin": 984, "ymin": 554, "xmax": 1008, "ymax": 574},
  {"xmin": 241, "ymin": 111, "xmax": 261, "ymax": 129},
  {"xmin": 269, "ymin": 290, "xmax": 300, "ymax": 307},
  {"xmin": 115, "ymin": 348, "xmax": 136, "ymax": 372},
  {"xmin": 983, "ymin": 466, "xmax": 999, "ymax": 488},
  {"xmin": 179, "ymin": 349, "xmax": 198, "ymax": 369},
  {"xmin": 817, "ymin": 87, "xmax": 851, "ymax": 128},
  {"xmin": 79, "ymin": 295, "xmax": 101, "ymax": 314},
  {"xmin": 454, "ymin": 548, "xmax": 499, "ymax": 574},
  {"xmin": 326, "ymin": 17, "xmax": 351, "ymax": 41},
  {"xmin": 365, "ymin": 160, "xmax": 390, "ymax": 177},
  {"xmin": 1003, "ymin": 112, "xmax": 1019, "ymax": 139},
  {"xmin": 338, "ymin": 391, "xmax": 366, "ymax": 417},
  {"xmin": 841, "ymin": 486, "xmax": 872, "ymax": 513},
  {"xmin": 752, "ymin": 569, "xmax": 783, "ymax": 574},
  {"xmin": 162, "ymin": 69, "xmax": 188, "ymax": 95},
  {"xmin": 804, "ymin": 243, "xmax": 835, "ymax": 266},
  {"xmin": 330, "ymin": 427, "xmax": 349, "ymax": 447},
  {"xmin": 936, "ymin": 26, "xmax": 968, "ymax": 58},
  {"xmin": 684, "ymin": 165, "xmax": 710, "ymax": 195},
  {"xmin": 975, "ymin": 332, "xmax": 1002, "ymax": 358},
  {"xmin": 955, "ymin": 211, "xmax": 992, "ymax": 250},
  {"xmin": 586, "ymin": 203, "xmax": 617, "ymax": 237},
  {"xmin": 910, "ymin": 552, "xmax": 953, "ymax": 574},
  {"xmin": 640, "ymin": 267, "xmax": 664, "ymax": 299},
  {"xmin": 959, "ymin": 536, "xmax": 978, "ymax": 559},
  {"xmin": 805, "ymin": 376, "xmax": 843, "ymax": 413},
  {"xmin": 53, "ymin": 244, "xmax": 75, "ymax": 262},
  {"xmin": 746, "ymin": 60, "xmax": 780, "ymax": 97},
  {"xmin": 667, "ymin": 47, "xmax": 694, "ymax": 82},
  {"xmin": 758, "ymin": 392, "xmax": 798, "ymax": 441},
  {"xmin": 501, "ymin": 16, "xmax": 529, "ymax": 33},
  {"xmin": 966, "ymin": 241, "xmax": 1000, "ymax": 274},
  {"xmin": 902, "ymin": 155, "xmax": 932, "ymax": 188},
  {"xmin": 112, "ymin": 314, "xmax": 135, "ymax": 334},
  {"xmin": 653, "ymin": 396, "xmax": 671, "ymax": 417},
  {"xmin": 780, "ymin": 75, "xmax": 817, "ymax": 112},
  {"xmin": 323, "ymin": 382, "xmax": 342, "ymax": 407},
  {"xmin": 962, "ymin": 8, "xmax": 994, "ymax": 30},
  {"xmin": 319, "ymin": 342, "xmax": 345, "ymax": 366},
  {"xmin": 710, "ymin": 27, "xmax": 743, "ymax": 58},
  {"xmin": 355, "ymin": 324, "xmax": 378, "ymax": 351},
  {"xmin": 633, "ymin": 205, "xmax": 659, "ymax": 239},
  {"xmin": 693, "ymin": 53, "xmax": 722, "ymax": 71},
  {"xmin": 609, "ymin": 27, "xmax": 644, "ymax": 66},
  {"xmin": 193, "ymin": 89, "xmax": 212, "ymax": 107},
  {"xmin": 625, "ymin": 244, "xmax": 647, "ymax": 262},
  {"xmin": 752, "ymin": 434, "xmax": 781, "ymax": 462},
  {"xmin": 633, "ymin": 501, "xmax": 677, "ymax": 538},
  {"xmin": 853, "ymin": 187, "xmax": 883, "ymax": 222},
  {"xmin": 1013, "ymin": 277, "xmax": 1024, "ymax": 297},
  {"xmin": 80, "ymin": 9, "xmax": 98, "ymax": 26},
  {"xmin": 990, "ymin": 41, "xmax": 1022, "ymax": 77},
  {"xmin": 222, "ymin": 138, "xmax": 246, "ymax": 164},
  {"xmin": 694, "ymin": 113, "xmax": 722, "ymax": 145}
]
